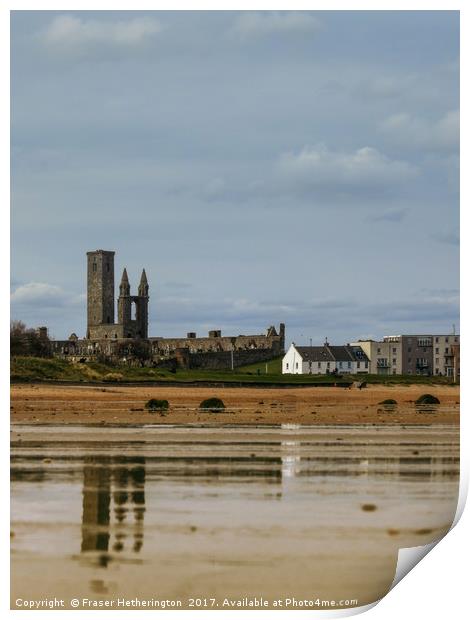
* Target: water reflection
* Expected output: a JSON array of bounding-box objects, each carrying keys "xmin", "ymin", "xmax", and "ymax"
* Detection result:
[
  {"xmin": 81, "ymin": 457, "xmax": 146, "ymax": 566},
  {"xmin": 10, "ymin": 426, "xmax": 460, "ymax": 608}
]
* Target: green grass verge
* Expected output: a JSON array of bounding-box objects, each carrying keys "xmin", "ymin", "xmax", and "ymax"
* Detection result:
[
  {"xmin": 10, "ymin": 356, "xmax": 458, "ymax": 386},
  {"xmin": 237, "ymin": 356, "xmax": 283, "ymax": 374}
]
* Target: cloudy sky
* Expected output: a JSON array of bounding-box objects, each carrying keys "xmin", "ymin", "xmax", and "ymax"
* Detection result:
[{"xmin": 11, "ymin": 10, "xmax": 459, "ymax": 344}]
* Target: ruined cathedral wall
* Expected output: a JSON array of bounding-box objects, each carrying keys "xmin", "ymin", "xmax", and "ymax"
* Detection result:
[
  {"xmin": 180, "ymin": 348, "xmax": 282, "ymax": 370},
  {"xmin": 150, "ymin": 334, "xmax": 283, "ymax": 356},
  {"xmin": 87, "ymin": 324, "xmax": 125, "ymax": 340},
  {"xmin": 51, "ymin": 332, "xmax": 284, "ymax": 363},
  {"xmin": 51, "ymin": 337, "xmax": 134, "ymax": 361}
]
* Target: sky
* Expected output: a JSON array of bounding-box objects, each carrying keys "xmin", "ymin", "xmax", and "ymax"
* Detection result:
[{"xmin": 10, "ymin": 10, "xmax": 460, "ymax": 345}]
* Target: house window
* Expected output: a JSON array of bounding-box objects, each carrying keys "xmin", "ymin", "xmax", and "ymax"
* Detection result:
[
  {"xmin": 295, "ymin": 362, "xmax": 298, "ymax": 369},
  {"xmin": 377, "ymin": 348, "xmax": 381, "ymax": 353},
  {"xmin": 93, "ymin": 263, "xmax": 97, "ymax": 272},
  {"xmin": 348, "ymin": 361, "xmax": 351, "ymax": 368},
  {"xmin": 392, "ymin": 347, "xmax": 396, "ymax": 353},
  {"xmin": 327, "ymin": 362, "xmax": 330, "ymax": 368},
  {"xmin": 435, "ymin": 348, "xmax": 439, "ymax": 354},
  {"xmin": 436, "ymin": 337, "xmax": 439, "ymax": 343},
  {"xmin": 445, "ymin": 348, "xmax": 449, "ymax": 354},
  {"xmin": 318, "ymin": 362, "xmax": 321, "ymax": 368},
  {"xmin": 408, "ymin": 348, "xmax": 412, "ymax": 353},
  {"xmin": 286, "ymin": 363, "xmax": 289, "ymax": 370},
  {"xmin": 436, "ymin": 358, "xmax": 439, "ymax": 365},
  {"xmin": 365, "ymin": 361, "xmax": 368, "ymax": 368},
  {"xmin": 392, "ymin": 358, "xmax": 396, "ymax": 365},
  {"xmin": 445, "ymin": 337, "xmax": 449, "ymax": 343}
]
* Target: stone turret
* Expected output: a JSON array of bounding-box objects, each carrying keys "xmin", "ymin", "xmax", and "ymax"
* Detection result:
[
  {"xmin": 138, "ymin": 269, "xmax": 149, "ymax": 297},
  {"xmin": 119, "ymin": 267, "xmax": 130, "ymax": 296},
  {"xmin": 118, "ymin": 267, "xmax": 132, "ymax": 329},
  {"xmin": 137, "ymin": 268, "xmax": 149, "ymax": 338}
]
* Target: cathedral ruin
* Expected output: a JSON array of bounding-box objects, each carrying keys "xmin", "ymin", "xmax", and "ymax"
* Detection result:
[
  {"xmin": 50, "ymin": 250, "xmax": 285, "ymax": 369},
  {"xmin": 86, "ymin": 250, "xmax": 149, "ymax": 340}
]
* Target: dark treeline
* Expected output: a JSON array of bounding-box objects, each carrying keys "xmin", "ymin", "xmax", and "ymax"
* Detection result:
[{"xmin": 10, "ymin": 321, "xmax": 51, "ymax": 357}]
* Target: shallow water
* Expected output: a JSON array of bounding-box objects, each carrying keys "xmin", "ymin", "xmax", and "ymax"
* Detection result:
[{"xmin": 11, "ymin": 424, "xmax": 459, "ymax": 610}]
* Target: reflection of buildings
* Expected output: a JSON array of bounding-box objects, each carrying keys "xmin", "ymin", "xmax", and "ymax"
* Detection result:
[
  {"xmin": 78, "ymin": 444, "xmax": 458, "ymax": 563},
  {"xmin": 81, "ymin": 461, "xmax": 111, "ymax": 555},
  {"xmin": 81, "ymin": 456, "xmax": 146, "ymax": 566}
]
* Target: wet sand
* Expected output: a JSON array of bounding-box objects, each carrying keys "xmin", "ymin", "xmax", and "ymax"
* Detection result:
[
  {"xmin": 10, "ymin": 384, "xmax": 460, "ymax": 609},
  {"xmin": 11, "ymin": 424, "xmax": 459, "ymax": 610},
  {"xmin": 10, "ymin": 383, "xmax": 460, "ymax": 426}
]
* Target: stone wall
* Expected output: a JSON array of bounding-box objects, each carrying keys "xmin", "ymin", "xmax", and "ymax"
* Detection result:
[
  {"xmin": 149, "ymin": 324, "xmax": 285, "ymax": 357},
  {"xmin": 175, "ymin": 347, "xmax": 280, "ymax": 370},
  {"xmin": 150, "ymin": 334, "xmax": 283, "ymax": 356},
  {"xmin": 50, "ymin": 324, "xmax": 285, "ymax": 370}
]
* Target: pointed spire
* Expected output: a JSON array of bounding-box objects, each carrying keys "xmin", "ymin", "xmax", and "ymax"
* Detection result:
[
  {"xmin": 138, "ymin": 269, "xmax": 149, "ymax": 297},
  {"xmin": 119, "ymin": 267, "xmax": 130, "ymax": 296}
]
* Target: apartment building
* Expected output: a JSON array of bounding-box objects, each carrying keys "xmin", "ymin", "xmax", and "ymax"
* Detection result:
[
  {"xmin": 350, "ymin": 339, "xmax": 402, "ymax": 375},
  {"xmin": 433, "ymin": 335, "xmax": 460, "ymax": 376},
  {"xmin": 353, "ymin": 333, "xmax": 460, "ymax": 376}
]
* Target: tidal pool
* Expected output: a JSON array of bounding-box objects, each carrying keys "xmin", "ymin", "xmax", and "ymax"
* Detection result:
[{"xmin": 11, "ymin": 424, "xmax": 459, "ymax": 610}]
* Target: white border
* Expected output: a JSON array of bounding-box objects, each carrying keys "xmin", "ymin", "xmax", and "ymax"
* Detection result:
[{"xmin": 3, "ymin": 2, "xmax": 466, "ymax": 618}]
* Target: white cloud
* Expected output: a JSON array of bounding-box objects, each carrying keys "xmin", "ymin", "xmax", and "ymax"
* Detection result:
[
  {"xmin": 10, "ymin": 282, "xmax": 85, "ymax": 308},
  {"xmin": 41, "ymin": 15, "xmax": 163, "ymax": 51},
  {"xmin": 379, "ymin": 110, "xmax": 459, "ymax": 151},
  {"xmin": 278, "ymin": 144, "xmax": 418, "ymax": 191},
  {"xmin": 232, "ymin": 11, "xmax": 321, "ymax": 38}
]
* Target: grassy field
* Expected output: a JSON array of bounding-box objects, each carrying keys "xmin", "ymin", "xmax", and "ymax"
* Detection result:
[{"xmin": 10, "ymin": 356, "xmax": 457, "ymax": 386}]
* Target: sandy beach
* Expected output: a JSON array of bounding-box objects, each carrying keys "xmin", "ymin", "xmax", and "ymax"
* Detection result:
[{"xmin": 10, "ymin": 383, "xmax": 459, "ymax": 426}]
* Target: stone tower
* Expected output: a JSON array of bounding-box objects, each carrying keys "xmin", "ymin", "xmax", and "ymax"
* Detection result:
[
  {"xmin": 87, "ymin": 250, "xmax": 115, "ymax": 338},
  {"xmin": 86, "ymin": 250, "xmax": 149, "ymax": 340}
]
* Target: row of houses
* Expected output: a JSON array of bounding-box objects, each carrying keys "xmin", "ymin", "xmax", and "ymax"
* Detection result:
[{"xmin": 282, "ymin": 334, "xmax": 460, "ymax": 377}]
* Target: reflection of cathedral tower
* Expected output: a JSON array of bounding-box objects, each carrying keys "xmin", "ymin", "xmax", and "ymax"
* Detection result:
[
  {"xmin": 81, "ymin": 459, "xmax": 111, "ymax": 554},
  {"xmin": 80, "ymin": 456, "xmax": 146, "ymax": 564},
  {"xmin": 112, "ymin": 457, "xmax": 146, "ymax": 553}
]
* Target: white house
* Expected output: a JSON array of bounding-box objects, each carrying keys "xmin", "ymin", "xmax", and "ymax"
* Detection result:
[{"xmin": 282, "ymin": 342, "xmax": 370, "ymax": 375}]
